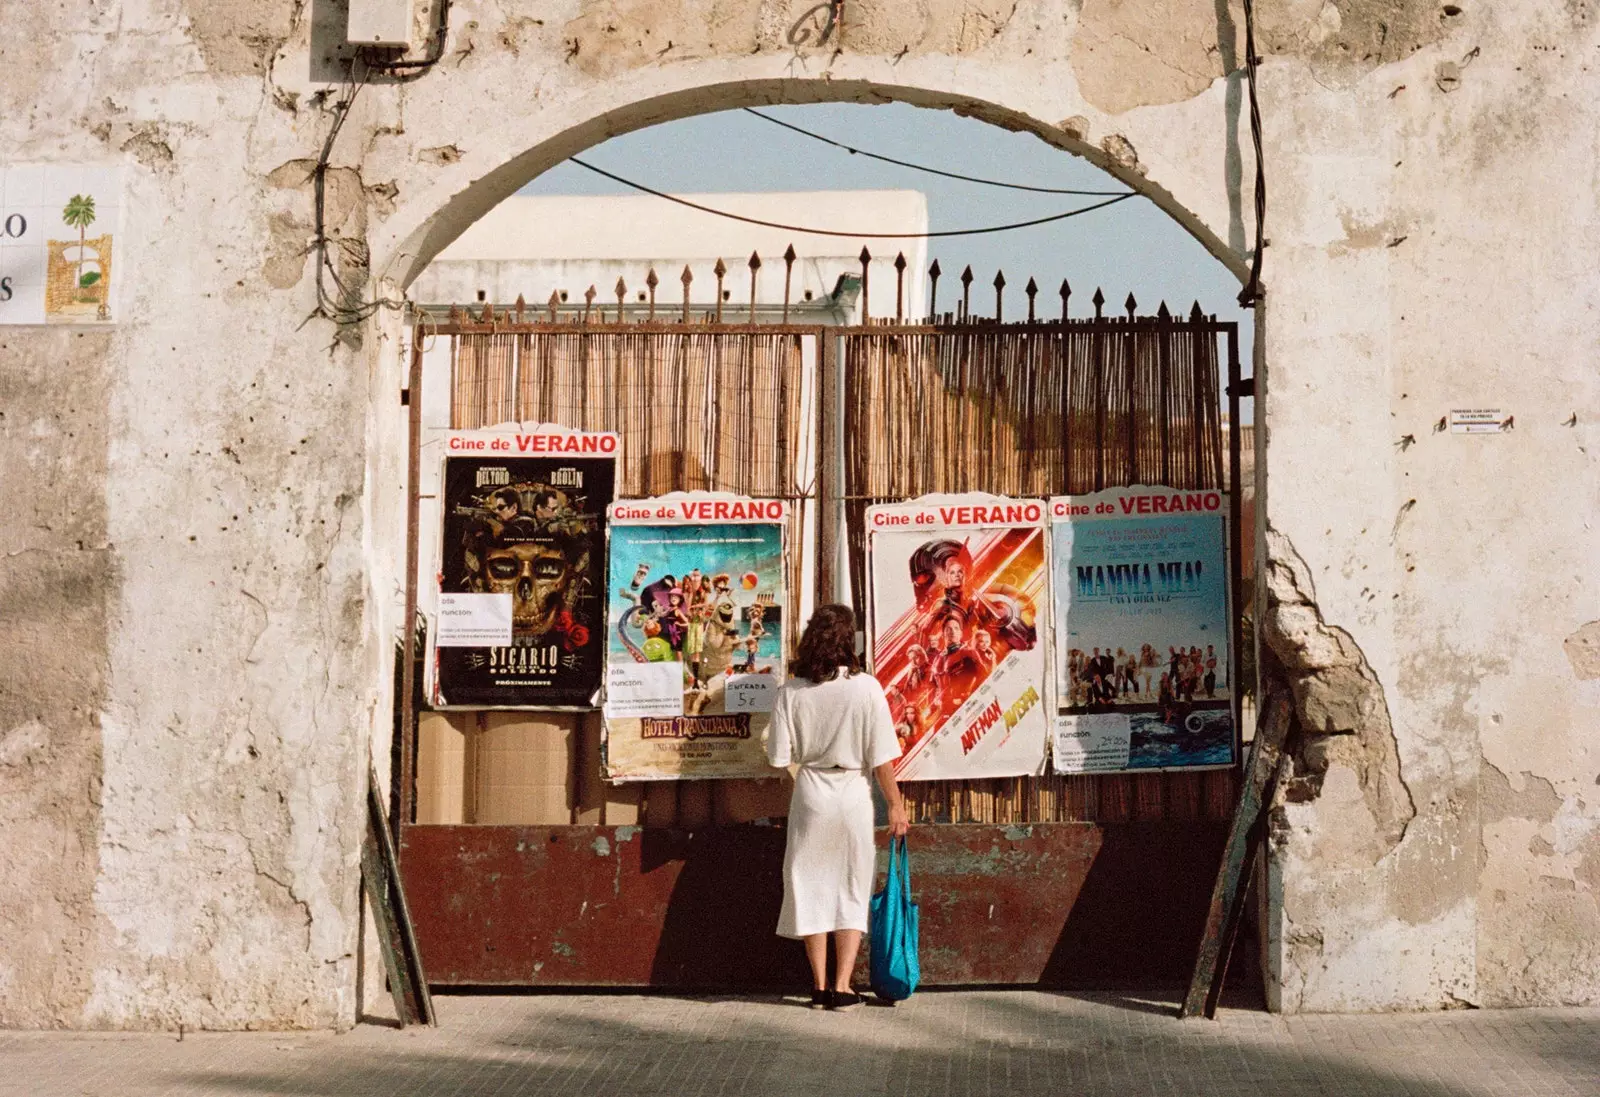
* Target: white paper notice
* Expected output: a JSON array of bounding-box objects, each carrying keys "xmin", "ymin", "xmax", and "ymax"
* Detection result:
[
  {"xmin": 1053, "ymin": 713, "xmax": 1132, "ymax": 773},
  {"xmin": 605, "ymin": 661, "xmax": 685, "ymax": 719},
  {"xmin": 435, "ymin": 593, "xmax": 512, "ymax": 647},
  {"xmin": 1449, "ymin": 409, "xmax": 1507, "ymax": 434},
  {"xmin": 724, "ymin": 673, "xmax": 776, "ymax": 713}
]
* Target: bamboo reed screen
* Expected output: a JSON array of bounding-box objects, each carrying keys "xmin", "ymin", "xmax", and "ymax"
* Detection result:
[
  {"xmin": 449, "ymin": 326, "xmax": 810, "ymax": 583},
  {"xmin": 448, "ymin": 328, "xmax": 813, "ymax": 828},
  {"xmin": 842, "ymin": 324, "xmax": 1236, "ymax": 825}
]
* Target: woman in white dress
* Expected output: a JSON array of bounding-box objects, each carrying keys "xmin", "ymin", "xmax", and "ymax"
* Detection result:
[{"xmin": 768, "ymin": 604, "xmax": 910, "ymax": 1011}]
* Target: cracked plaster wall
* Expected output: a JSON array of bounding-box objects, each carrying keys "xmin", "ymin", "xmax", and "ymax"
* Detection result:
[{"xmin": 0, "ymin": 0, "xmax": 1596, "ymax": 1025}]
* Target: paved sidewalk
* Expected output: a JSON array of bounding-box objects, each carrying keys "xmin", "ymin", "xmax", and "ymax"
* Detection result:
[{"xmin": 2, "ymin": 991, "xmax": 1597, "ymax": 1097}]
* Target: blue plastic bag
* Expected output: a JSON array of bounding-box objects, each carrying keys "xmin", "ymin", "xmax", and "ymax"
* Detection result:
[{"xmin": 868, "ymin": 836, "xmax": 920, "ymax": 1002}]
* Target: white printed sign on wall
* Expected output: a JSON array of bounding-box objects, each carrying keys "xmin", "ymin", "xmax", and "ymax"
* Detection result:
[{"xmin": 0, "ymin": 165, "xmax": 125, "ymax": 325}]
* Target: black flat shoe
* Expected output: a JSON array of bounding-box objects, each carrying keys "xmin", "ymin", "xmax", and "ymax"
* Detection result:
[
  {"xmin": 827, "ymin": 989, "xmax": 864, "ymax": 1012},
  {"xmin": 809, "ymin": 989, "xmax": 829, "ymax": 1010}
]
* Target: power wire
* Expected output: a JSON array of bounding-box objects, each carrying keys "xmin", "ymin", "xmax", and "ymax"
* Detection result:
[
  {"xmin": 311, "ymin": 58, "xmax": 407, "ymax": 325},
  {"xmin": 743, "ymin": 108, "xmax": 1130, "ymax": 197},
  {"xmin": 1237, "ymin": 0, "xmax": 1266, "ymax": 308},
  {"xmin": 566, "ymin": 156, "xmax": 1138, "ymax": 239}
]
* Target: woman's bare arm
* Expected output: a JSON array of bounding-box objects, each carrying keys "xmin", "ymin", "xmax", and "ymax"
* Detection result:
[{"xmin": 874, "ymin": 761, "xmax": 910, "ymax": 837}]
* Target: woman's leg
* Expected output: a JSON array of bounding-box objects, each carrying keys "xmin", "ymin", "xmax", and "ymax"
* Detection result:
[
  {"xmin": 803, "ymin": 933, "xmax": 829, "ymax": 991},
  {"xmin": 831, "ymin": 929, "xmax": 863, "ymax": 991}
]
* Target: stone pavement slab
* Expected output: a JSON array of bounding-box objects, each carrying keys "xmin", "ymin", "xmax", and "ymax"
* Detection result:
[{"xmin": 1, "ymin": 992, "xmax": 1597, "ymax": 1097}]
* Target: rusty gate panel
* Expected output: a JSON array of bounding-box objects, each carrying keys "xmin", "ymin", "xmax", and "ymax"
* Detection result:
[{"xmin": 401, "ymin": 821, "xmax": 1226, "ymax": 988}]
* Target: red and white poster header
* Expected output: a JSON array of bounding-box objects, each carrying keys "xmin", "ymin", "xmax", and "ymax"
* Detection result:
[
  {"xmin": 1049, "ymin": 485, "xmax": 1227, "ymax": 521},
  {"xmin": 609, "ymin": 491, "xmax": 787, "ymax": 525},
  {"xmin": 443, "ymin": 425, "xmax": 620, "ymax": 456},
  {"xmin": 866, "ymin": 493, "xmax": 1045, "ymax": 533}
]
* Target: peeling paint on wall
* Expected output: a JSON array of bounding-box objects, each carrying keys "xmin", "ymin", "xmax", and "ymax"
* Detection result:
[{"xmin": 1261, "ymin": 528, "xmax": 1415, "ymax": 863}]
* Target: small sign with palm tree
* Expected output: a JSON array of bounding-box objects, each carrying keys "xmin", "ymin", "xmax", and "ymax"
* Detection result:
[{"xmin": 61, "ymin": 194, "xmax": 99, "ymax": 298}]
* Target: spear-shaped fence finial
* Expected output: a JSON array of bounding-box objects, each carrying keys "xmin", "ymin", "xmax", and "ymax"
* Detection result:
[
  {"xmin": 1125, "ymin": 292, "xmax": 1137, "ymax": 321},
  {"xmin": 894, "ymin": 252, "xmax": 907, "ymax": 321},
  {"xmin": 681, "ymin": 265, "xmax": 694, "ymax": 323},
  {"xmin": 615, "ymin": 277, "xmax": 628, "ymax": 323},
  {"xmin": 748, "ymin": 251, "xmax": 762, "ymax": 323},
  {"xmin": 1059, "ymin": 279, "xmax": 1071, "ymax": 322},
  {"xmin": 960, "ymin": 265, "xmax": 974, "ymax": 321},
  {"xmin": 646, "ymin": 267, "xmax": 659, "ymax": 320},
  {"xmin": 782, "ymin": 244, "xmax": 797, "ymax": 324},
  {"xmin": 928, "ymin": 259, "xmax": 942, "ymax": 321},
  {"xmin": 713, "ymin": 258, "xmax": 727, "ymax": 323},
  {"xmin": 1092, "ymin": 287, "xmax": 1106, "ymax": 319},
  {"xmin": 1025, "ymin": 277, "xmax": 1038, "ymax": 322},
  {"xmin": 993, "ymin": 270, "xmax": 1007, "ymax": 323},
  {"xmin": 858, "ymin": 247, "xmax": 872, "ymax": 323}
]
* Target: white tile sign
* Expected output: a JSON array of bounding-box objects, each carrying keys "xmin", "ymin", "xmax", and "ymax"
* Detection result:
[{"xmin": 0, "ymin": 165, "xmax": 124, "ymax": 325}]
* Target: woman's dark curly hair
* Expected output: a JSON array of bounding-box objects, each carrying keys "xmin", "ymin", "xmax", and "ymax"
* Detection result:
[{"xmin": 790, "ymin": 603, "xmax": 861, "ymax": 683}]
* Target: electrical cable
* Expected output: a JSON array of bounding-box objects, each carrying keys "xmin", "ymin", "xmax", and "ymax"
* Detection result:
[
  {"xmin": 743, "ymin": 108, "xmax": 1130, "ymax": 197},
  {"xmin": 566, "ymin": 156, "xmax": 1138, "ymax": 239},
  {"xmin": 1237, "ymin": 0, "xmax": 1266, "ymax": 308},
  {"xmin": 311, "ymin": 58, "xmax": 408, "ymax": 325}
]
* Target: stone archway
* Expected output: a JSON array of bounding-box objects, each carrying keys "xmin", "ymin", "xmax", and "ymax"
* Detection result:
[{"xmin": 366, "ymin": 66, "xmax": 1252, "ymax": 295}]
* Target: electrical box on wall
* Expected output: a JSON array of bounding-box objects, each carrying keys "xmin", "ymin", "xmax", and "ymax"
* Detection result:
[{"xmin": 348, "ymin": 0, "xmax": 412, "ymax": 47}]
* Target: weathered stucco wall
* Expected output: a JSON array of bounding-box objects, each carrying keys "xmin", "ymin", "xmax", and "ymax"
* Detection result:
[{"xmin": 0, "ymin": 0, "xmax": 1595, "ymax": 1026}]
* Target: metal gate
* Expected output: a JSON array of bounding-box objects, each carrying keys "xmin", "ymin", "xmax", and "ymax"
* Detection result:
[{"xmin": 396, "ymin": 259, "xmax": 1251, "ymax": 989}]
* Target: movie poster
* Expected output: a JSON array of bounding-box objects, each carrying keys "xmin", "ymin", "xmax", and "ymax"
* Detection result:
[
  {"xmin": 866, "ymin": 495, "xmax": 1050, "ymax": 780},
  {"xmin": 1049, "ymin": 486, "xmax": 1235, "ymax": 773},
  {"xmin": 602, "ymin": 493, "xmax": 788, "ymax": 781},
  {"xmin": 430, "ymin": 428, "xmax": 618, "ymax": 708}
]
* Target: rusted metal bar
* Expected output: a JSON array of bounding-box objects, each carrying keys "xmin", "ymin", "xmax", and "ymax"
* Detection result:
[
  {"xmin": 423, "ymin": 315, "xmax": 1236, "ymax": 339},
  {"xmin": 514, "ymin": 295, "xmax": 525, "ymax": 323},
  {"xmin": 399, "ymin": 321, "xmax": 423, "ymax": 834},
  {"xmin": 582, "ymin": 285, "xmax": 596, "ymax": 323},
  {"xmin": 545, "ymin": 292, "xmax": 558, "ymax": 322},
  {"xmin": 781, "ymin": 245, "xmax": 796, "ymax": 325},
  {"xmin": 1094, "ymin": 300, "xmax": 1107, "ymax": 488},
  {"xmin": 894, "ymin": 252, "xmax": 906, "ymax": 322},
  {"xmin": 1181, "ymin": 691, "xmax": 1293, "ymax": 1019},
  {"xmin": 365, "ymin": 769, "xmax": 434, "ymax": 1026},
  {"xmin": 1125, "ymin": 297, "xmax": 1137, "ymax": 485},
  {"xmin": 1159, "ymin": 306, "xmax": 1173, "ymax": 484},
  {"xmin": 1227, "ymin": 324, "xmax": 1245, "ymax": 754},
  {"xmin": 858, "ymin": 247, "xmax": 871, "ymax": 322},
  {"xmin": 818, "ymin": 330, "xmax": 839, "ymax": 602},
  {"xmin": 747, "ymin": 251, "xmax": 761, "ymax": 323}
]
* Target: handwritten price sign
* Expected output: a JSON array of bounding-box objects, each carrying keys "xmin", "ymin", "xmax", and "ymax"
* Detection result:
[{"xmin": 724, "ymin": 674, "xmax": 775, "ymax": 713}]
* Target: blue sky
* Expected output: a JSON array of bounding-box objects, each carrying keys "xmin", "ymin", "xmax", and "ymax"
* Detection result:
[{"xmin": 518, "ymin": 102, "xmax": 1251, "ymax": 349}]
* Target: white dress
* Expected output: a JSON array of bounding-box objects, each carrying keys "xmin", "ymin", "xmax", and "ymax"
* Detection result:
[{"xmin": 767, "ymin": 670, "xmax": 902, "ymax": 939}]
